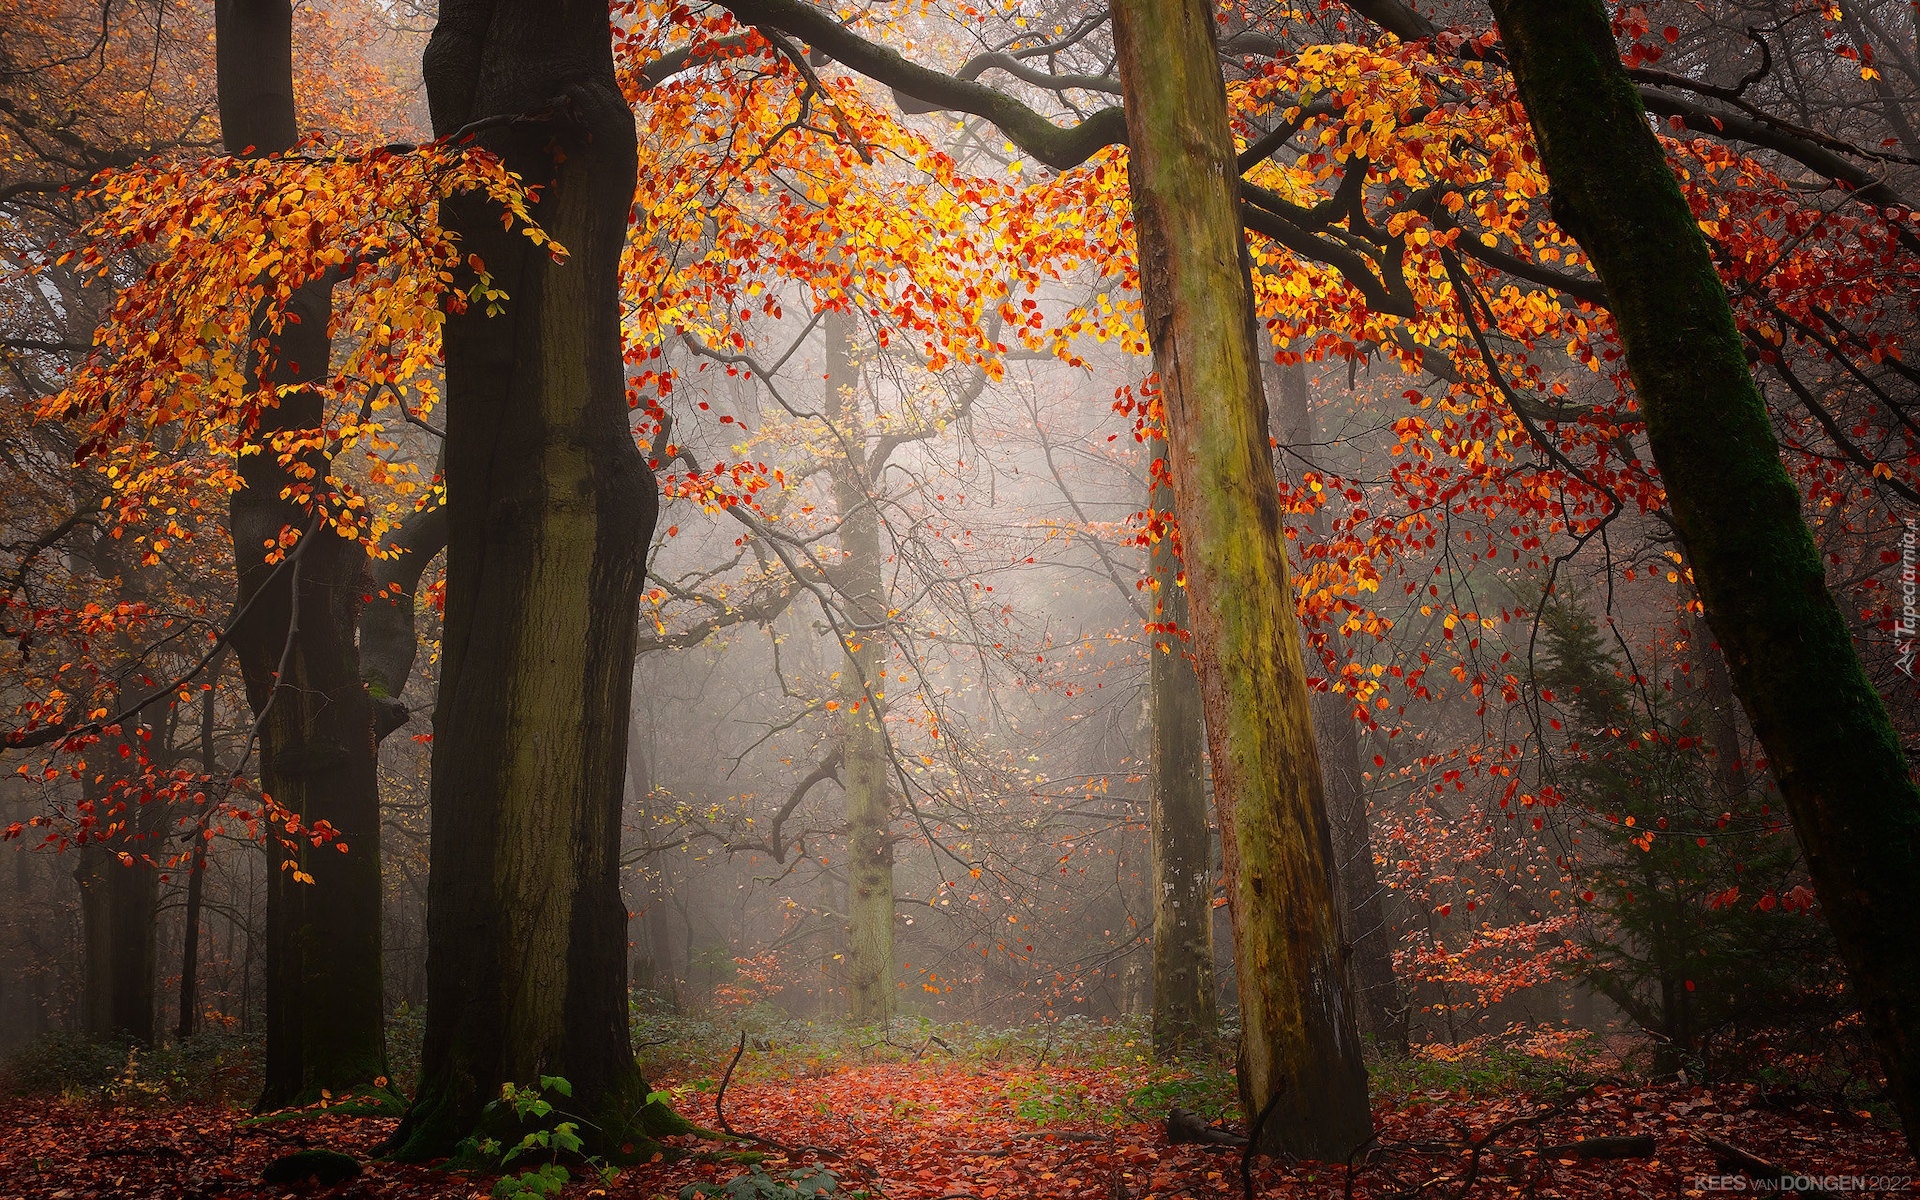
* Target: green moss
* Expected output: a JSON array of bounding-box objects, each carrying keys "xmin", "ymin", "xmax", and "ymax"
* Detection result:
[{"xmin": 1491, "ymin": 0, "xmax": 1920, "ymax": 1148}]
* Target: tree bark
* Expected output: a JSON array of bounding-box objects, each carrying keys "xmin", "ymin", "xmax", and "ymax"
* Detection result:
[
  {"xmin": 74, "ymin": 718, "xmax": 157, "ymax": 1047},
  {"xmin": 1146, "ymin": 435, "xmax": 1216, "ymax": 1057},
  {"xmin": 1267, "ymin": 360, "xmax": 1406, "ymax": 1056},
  {"xmin": 215, "ymin": 0, "xmax": 389, "ymax": 1110},
  {"xmin": 1687, "ymin": 609, "xmax": 1747, "ymax": 804},
  {"xmin": 824, "ymin": 308, "xmax": 895, "ymax": 1024},
  {"xmin": 1488, "ymin": 0, "xmax": 1920, "ymax": 1154},
  {"xmin": 1109, "ymin": 0, "xmax": 1372, "ymax": 1159},
  {"xmin": 176, "ymin": 670, "xmax": 221, "ymax": 1042},
  {"xmin": 392, "ymin": 0, "xmax": 677, "ymax": 1159}
]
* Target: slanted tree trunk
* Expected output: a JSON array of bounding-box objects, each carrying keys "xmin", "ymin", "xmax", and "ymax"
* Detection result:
[
  {"xmin": 393, "ymin": 0, "xmax": 678, "ymax": 1158},
  {"xmin": 1146, "ymin": 434, "xmax": 1216, "ymax": 1058},
  {"xmin": 1267, "ymin": 360, "xmax": 1406, "ymax": 1056},
  {"xmin": 1489, "ymin": 0, "xmax": 1920, "ymax": 1152},
  {"xmin": 215, "ymin": 0, "xmax": 389, "ymax": 1110},
  {"xmin": 1109, "ymin": 0, "xmax": 1372, "ymax": 1158},
  {"xmin": 824, "ymin": 308, "xmax": 895, "ymax": 1024}
]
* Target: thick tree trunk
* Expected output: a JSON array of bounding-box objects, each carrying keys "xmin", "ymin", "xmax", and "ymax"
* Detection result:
[
  {"xmin": 75, "ymin": 848, "xmax": 158, "ymax": 1046},
  {"xmin": 824, "ymin": 309, "xmax": 895, "ymax": 1024},
  {"xmin": 1489, "ymin": 0, "xmax": 1920, "ymax": 1154},
  {"xmin": 1109, "ymin": 0, "xmax": 1372, "ymax": 1159},
  {"xmin": 1267, "ymin": 361, "xmax": 1406, "ymax": 1056},
  {"xmin": 393, "ymin": 0, "xmax": 675, "ymax": 1159},
  {"xmin": 1146, "ymin": 437, "xmax": 1216, "ymax": 1058},
  {"xmin": 215, "ymin": 0, "xmax": 390, "ymax": 1109}
]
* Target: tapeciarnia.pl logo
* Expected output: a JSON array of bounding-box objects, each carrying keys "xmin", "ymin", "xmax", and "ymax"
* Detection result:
[{"xmin": 1900, "ymin": 518, "xmax": 1918, "ymax": 678}]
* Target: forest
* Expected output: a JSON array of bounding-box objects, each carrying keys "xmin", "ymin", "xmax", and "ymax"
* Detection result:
[{"xmin": 2, "ymin": 0, "xmax": 1919, "ymax": 1197}]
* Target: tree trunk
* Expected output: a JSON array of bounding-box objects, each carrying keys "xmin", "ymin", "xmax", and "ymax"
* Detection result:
[
  {"xmin": 177, "ymin": 672, "xmax": 220, "ymax": 1042},
  {"xmin": 74, "ymin": 719, "xmax": 157, "ymax": 1047},
  {"xmin": 393, "ymin": 0, "xmax": 676, "ymax": 1159},
  {"xmin": 1146, "ymin": 436, "xmax": 1216, "ymax": 1057},
  {"xmin": 1314, "ymin": 692, "xmax": 1406, "ymax": 1055},
  {"xmin": 215, "ymin": 0, "xmax": 390, "ymax": 1110},
  {"xmin": 1687, "ymin": 609, "xmax": 1747, "ymax": 804},
  {"xmin": 1267, "ymin": 360, "xmax": 1406, "ymax": 1056},
  {"xmin": 825, "ymin": 308, "xmax": 895, "ymax": 1024},
  {"xmin": 1109, "ymin": 0, "xmax": 1372, "ymax": 1159},
  {"xmin": 1489, "ymin": 0, "xmax": 1920, "ymax": 1154}
]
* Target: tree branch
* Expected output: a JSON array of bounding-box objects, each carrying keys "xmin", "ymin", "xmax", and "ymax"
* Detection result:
[{"xmin": 713, "ymin": 0, "xmax": 1127, "ymax": 170}]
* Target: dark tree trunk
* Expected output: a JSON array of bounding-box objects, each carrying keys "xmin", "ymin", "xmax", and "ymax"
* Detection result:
[
  {"xmin": 1687, "ymin": 610, "xmax": 1747, "ymax": 804},
  {"xmin": 1109, "ymin": 0, "xmax": 1372, "ymax": 1159},
  {"xmin": 176, "ymin": 672, "xmax": 221, "ymax": 1042},
  {"xmin": 1489, "ymin": 0, "xmax": 1920, "ymax": 1154},
  {"xmin": 74, "ymin": 719, "xmax": 157, "ymax": 1047},
  {"xmin": 1267, "ymin": 361, "xmax": 1406, "ymax": 1056},
  {"xmin": 1313, "ymin": 691, "xmax": 1406, "ymax": 1054},
  {"xmin": 215, "ymin": 0, "xmax": 389, "ymax": 1109},
  {"xmin": 1146, "ymin": 433, "xmax": 1216, "ymax": 1058},
  {"xmin": 392, "ymin": 0, "xmax": 676, "ymax": 1159}
]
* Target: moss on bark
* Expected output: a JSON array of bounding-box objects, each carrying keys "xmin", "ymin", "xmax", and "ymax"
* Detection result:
[
  {"xmin": 390, "ymin": 0, "xmax": 668, "ymax": 1162},
  {"xmin": 1111, "ymin": 0, "xmax": 1372, "ymax": 1159},
  {"xmin": 1146, "ymin": 436, "xmax": 1217, "ymax": 1058},
  {"xmin": 824, "ymin": 309, "xmax": 896, "ymax": 1025},
  {"xmin": 1490, "ymin": 0, "xmax": 1920, "ymax": 1152}
]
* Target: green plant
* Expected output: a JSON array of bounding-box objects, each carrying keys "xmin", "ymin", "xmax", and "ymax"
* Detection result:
[
  {"xmin": 101, "ymin": 1045, "xmax": 168, "ymax": 1107},
  {"xmin": 386, "ymin": 1002, "xmax": 426, "ymax": 1098},
  {"xmin": 472, "ymin": 1076, "xmax": 634, "ymax": 1200},
  {"xmin": 1003, "ymin": 1075, "xmax": 1094, "ymax": 1124},
  {"xmin": 3, "ymin": 1030, "xmax": 267, "ymax": 1107},
  {"xmin": 1, "ymin": 1031, "xmax": 126, "ymax": 1098},
  {"xmin": 1126, "ymin": 1062, "xmax": 1241, "ymax": 1123},
  {"xmin": 680, "ymin": 1164, "xmax": 846, "ymax": 1199}
]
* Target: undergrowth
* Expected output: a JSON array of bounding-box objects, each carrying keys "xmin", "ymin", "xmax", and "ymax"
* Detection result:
[{"xmin": 0, "ymin": 1029, "xmax": 261, "ymax": 1106}]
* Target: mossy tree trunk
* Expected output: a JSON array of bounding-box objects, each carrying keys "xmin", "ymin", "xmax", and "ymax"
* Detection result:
[
  {"xmin": 1267, "ymin": 359, "xmax": 1406, "ymax": 1056},
  {"xmin": 1489, "ymin": 0, "xmax": 1920, "ymax": 1152},
  {"xmin": 393, "ymin": 0, "xmax": 677, "ymax": 1159},
  {"xmin": 1146, "ymin": 436, "xmax": 1216, "ymax": 1058},
  {"xmin": 824, "ymin": 309, "xmax": 895, "ymax": 1024},
  {"xmin": 214, "ymin": 0, "xmax": 389, "ymax": 1110},
  {"xmin": 1110, "ymin": 0, "xmax": 1372, "ymax": 1159}
]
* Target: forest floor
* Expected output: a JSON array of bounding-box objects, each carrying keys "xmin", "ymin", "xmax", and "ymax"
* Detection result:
[{"xmin": 0, "ymin": 1019, "xmax": 1913, "ymax": 1199}]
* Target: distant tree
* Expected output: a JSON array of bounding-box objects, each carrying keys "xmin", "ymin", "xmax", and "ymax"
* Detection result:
[{"xmin": 1537, "ymin": 597, "xmax": 1841, "ymax": 1072}]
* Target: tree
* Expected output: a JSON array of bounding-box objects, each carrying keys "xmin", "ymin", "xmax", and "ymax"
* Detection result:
[
  {"xmin": 1107, "ymin": 0, "xmax": 1372, "ymax": 1158},
  {"xmin": 1538, "ymin": 595, "xmax": 1839, "ymax": 1071},
  {"xmin": 214, "ymin": 0, "xmax": 390, "ymax": 1110},
  {"xmin": 1144, "ymin": 431, "xmax": 1216, "ymax": 1058},
  {"xmin": 392, "ymin": 0, "xmax": 682, "ymax": 1159},
  {"xmin": 823, "ymin": 308, "xmax": 898, "ymax": 1023},
  {"xmin": 1267, "ymin": 358, "xmax": 1405, "ymax": 1056},
  {"xmin": 1488, "ymin": 0, "xmax": 1920, "ymax": 1152},
  {"xmin": 71, "ymin": 712, "xmax": 158, "ymax": 1045}
]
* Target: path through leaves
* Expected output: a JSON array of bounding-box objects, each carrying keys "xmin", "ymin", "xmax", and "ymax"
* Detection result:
[{"xmin": 0, "ymin": 1064, "xmax": 1911, "ymax": 1199}]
